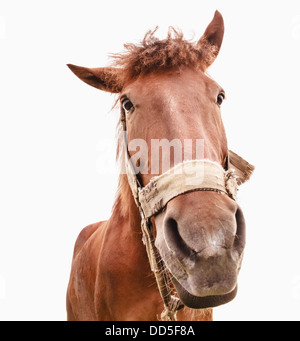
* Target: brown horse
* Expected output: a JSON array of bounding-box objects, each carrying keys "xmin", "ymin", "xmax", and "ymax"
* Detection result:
[{"xmin": 66, "ymin": 11, "xmax": 253, "ymax": 321}]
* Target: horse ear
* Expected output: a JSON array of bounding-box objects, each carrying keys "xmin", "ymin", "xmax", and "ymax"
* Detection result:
[
  {"xmin": 67, "ymin": 64, "xmax": 124, "ymax": 93},
  {"xmin": 197, "ymin": 10, "xmax": 224, "ymax": 69}
]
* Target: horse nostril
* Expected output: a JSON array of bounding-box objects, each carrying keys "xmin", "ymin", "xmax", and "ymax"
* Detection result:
[
  {"xmin": 234, "ymin": 206, "xmax": 246, "ymax": 253},
  {"xmin": 164, "ymin": 217, "xmax": 195, "ymax": 260}
]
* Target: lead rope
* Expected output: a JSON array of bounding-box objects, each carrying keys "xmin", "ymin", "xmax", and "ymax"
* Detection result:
[{"xmin": 121, "ymin": 115, "xmax": 184, "ymax": 321}]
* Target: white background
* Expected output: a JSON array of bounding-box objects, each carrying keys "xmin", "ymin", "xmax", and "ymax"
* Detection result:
[{"xmin": 1, "ymin": 0, "xmax": 300, "ymax": 320}]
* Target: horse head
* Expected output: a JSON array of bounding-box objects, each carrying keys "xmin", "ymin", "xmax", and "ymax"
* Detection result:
[{"xmin": 67, "ymin": 11, "xmax": 253, "ymax": 312}]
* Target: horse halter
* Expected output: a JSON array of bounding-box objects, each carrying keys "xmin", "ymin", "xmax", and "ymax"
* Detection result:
[{"xmin": 120, "ymin": 110, "xmax": 249, "ymax": 321}]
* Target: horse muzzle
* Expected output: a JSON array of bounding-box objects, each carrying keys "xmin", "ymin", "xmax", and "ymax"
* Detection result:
[{"xmin": 154, "ymin": 192, "xmax": 246, "ymax": 307}]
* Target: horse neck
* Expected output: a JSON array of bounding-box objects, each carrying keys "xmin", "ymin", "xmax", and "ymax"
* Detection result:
[
  {"xmin": 110, "ymin": 173, "xmax": 155, "ymax": 281},
  {"xmin": 112, "ymin": 173, "xmax": 142, "ymax": 234}
]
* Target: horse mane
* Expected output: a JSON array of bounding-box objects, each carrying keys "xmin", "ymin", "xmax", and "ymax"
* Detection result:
[
  {"xmin": 111, "ymin": 27, "xmax": 210, "ymax": 82},
  {"xmin": 112, "ymin": 120, "xmax": 134, "ymax": 218}
]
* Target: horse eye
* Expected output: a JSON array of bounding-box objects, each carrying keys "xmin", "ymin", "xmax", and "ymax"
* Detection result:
[
  {"xmin": 122, "ymin": 99, "xmax": 134, "ymax": 113},
  {"xmin": 217, "ymin": 93, "xmax": 225, "ymax": 106}
]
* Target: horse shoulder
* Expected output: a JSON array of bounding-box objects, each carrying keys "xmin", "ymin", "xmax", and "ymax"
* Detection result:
[
  {"xmin": 67, "ymin": 221, "xmax": 107, "ymax": 320},
  {"xmin": 72, "ymin": 221, "xmax": 106, "ymax": 259}
]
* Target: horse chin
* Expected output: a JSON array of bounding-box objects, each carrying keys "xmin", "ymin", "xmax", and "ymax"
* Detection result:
[
  {"xmin": 171, "ymin": 277, "xmax": 238, "ymax": 309},
  {"xmin": 161, "ymin": 248, "xmax": 241, "ymax": 309}
]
